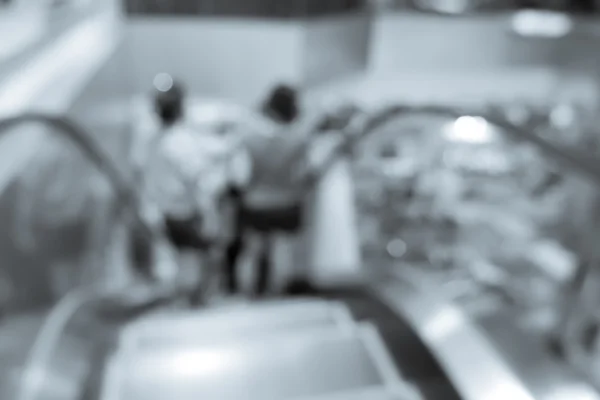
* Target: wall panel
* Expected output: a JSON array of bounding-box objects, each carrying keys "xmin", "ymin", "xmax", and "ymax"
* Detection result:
[
  {"xmin": 123, "ymin": 19, "xmax": 305, "ymax": 104},
  {"xmin": 302, "ymin": 12, "xmax": 372, "ymax": 88}
]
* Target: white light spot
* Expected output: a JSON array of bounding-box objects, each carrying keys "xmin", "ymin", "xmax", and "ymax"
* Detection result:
[
  {"xmin": 443, "ymin": 116, "xmax": 494, "ymax": 144},
  {"xmin": 387, "ymin": 238, "xmax": 407, "ymax": 259},
  {"xmin": 153, "ymin": 73, "xmax": 174, "ymax": 92},
  {"xmin": 139, "ymin": 349, "xmax": 239, "ymax": 378},
  {"xmin": 511, "ymin": 10, "xmax": 572, "ymax": 38},
  {"xmin": 550, "ymin": 104, "xmax": 576, "ymax": 129}
]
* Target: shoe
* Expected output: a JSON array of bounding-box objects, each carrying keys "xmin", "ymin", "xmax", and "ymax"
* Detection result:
[{"xmin": 283, "ymin": 278, "xmax": 318, "ymax": 296}]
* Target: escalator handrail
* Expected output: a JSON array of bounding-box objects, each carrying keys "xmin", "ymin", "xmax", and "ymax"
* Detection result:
[
  {"xmin": 294, "ymin": 102, "xmax": 600, "ymax": 197},
  {"xmin": 0, "ymin": 113, "xmax": 167, "ymax": 400},
  {"xmin": 359, "ymin": 104, "xmax": 600, "ymax": 188},
  {"xmin": 16, "ymin": 287, "xmax": 103, "ymax": 400},
  {"xmin": 0, "ymin": 113, "xmax": 156, "ymax": 256}
]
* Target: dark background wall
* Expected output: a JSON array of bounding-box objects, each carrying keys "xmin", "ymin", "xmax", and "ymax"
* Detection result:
[{"xmin": 124, "ymin": 0, "xmax": 366, "ymax": 18}]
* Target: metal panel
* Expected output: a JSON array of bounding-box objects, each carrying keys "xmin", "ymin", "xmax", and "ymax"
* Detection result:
[
  {"xmin": 373, "ymin": 270, "xmax": 537, "ymax": 400},
  {"xmin": 371, "ymin": 269, "xmax": 600, "ymax": 400},
  {"xmin": 120, "ymin": 299, "xmax": 356, "ymax": 349},
  {"xmin": 107, "ymin": 323, "xmax": 390, "ymax": 400}
]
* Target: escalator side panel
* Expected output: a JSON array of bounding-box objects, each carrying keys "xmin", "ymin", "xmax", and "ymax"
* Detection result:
[
  {"xmin": 317, "ymin": 287, "xmax": 459, "ymax": 381},
  {"xmin": 371, "ymin": 272, "xmax": 538, "ymax": 400},
  {"xmin": 478, "ymin": 312, "xmax": 600, "ymax": 400},
  {"xmin": 317, "ymin": 287, "xmax": 462, "ymax": 400},
  {"xmin": 358, "ymin": 323, "xmax": 423, "ymax": 400}
]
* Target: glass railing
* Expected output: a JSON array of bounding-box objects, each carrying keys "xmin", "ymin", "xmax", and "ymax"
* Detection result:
[{"xmin": 350, "ymin": 99, "xmax": 600, "ymax": 385}]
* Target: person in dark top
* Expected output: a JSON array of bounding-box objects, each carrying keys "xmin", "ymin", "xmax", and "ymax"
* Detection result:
[{"xmin": 154, "ymin": 81, "xmax": 185, "ymax": 125}]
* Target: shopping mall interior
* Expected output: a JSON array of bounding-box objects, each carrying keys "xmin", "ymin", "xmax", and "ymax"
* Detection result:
[{"xmin": 3, "ymin": 0, "xmax": 600, "ymax": 399}]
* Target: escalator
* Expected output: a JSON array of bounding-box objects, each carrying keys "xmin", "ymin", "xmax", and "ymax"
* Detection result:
[
  {"xmin": 105, "ymin": 298, "xmax": 417, "ymax": 400},
  {"xmin": 7, "ymin": 292, "xmax": 455, "ymax": 400},
  {"xmin": 0, "ymin": 108, "xmax": 464, "ymax": 400},
  {"xmin": 6, "ymin": 97, "xmax": 600, "ymax": 400}
]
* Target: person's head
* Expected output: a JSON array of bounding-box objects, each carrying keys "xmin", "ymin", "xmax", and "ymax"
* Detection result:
[
  {"xmin": 263, "ymin": 84, "xmax": 299, "ymax": 124},
  {"xmin": 153, "ymin": 75, "xmax": 185, "ymax": 126}
]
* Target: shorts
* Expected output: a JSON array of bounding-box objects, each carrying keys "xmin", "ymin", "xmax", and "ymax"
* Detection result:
[
  {"xmin": 164, "ymin": 214, "xmax": 208, "ymax": 250},
  {"xmin": 240, "ymin": 203, "xmax": 302, "ymax": 233}
]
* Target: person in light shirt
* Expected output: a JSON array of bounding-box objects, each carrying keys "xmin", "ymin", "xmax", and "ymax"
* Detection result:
[{"xmin": 133, "ymin": 77, "xmax": 251, "ymax": 304}]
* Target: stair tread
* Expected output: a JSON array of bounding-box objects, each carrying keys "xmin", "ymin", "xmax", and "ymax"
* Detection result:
[
  {"xmin": 122, "ymin": 299, "xmax": 355, "ymax": 348},
  {"xmin": 108, "ymin": 322, "xmax": 402, "ymax": 400}
]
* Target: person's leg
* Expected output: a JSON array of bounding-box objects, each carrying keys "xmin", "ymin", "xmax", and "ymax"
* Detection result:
[
  {"xmin": 223, "ymin": 203, "xmax": 245, "ymax": 294},
  {"xmin": 255, "ymin": 233, "xmax": 272, "ymax": 297},
  {"xmin": 175, "ymin": 251, "xmax": 201, "ymax": 305},
  {"xmin": 163, "ymin": 214, "xmax": 212, "ymax": 305}
]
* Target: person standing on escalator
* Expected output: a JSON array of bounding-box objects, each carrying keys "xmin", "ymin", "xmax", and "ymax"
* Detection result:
[
  {"xmin": 224, "ymin": 84, "xmax": 314, "ymax": 297},
  {"xmin": 132, "ymin": 78, "xmax": 238, "ymax": 304}
]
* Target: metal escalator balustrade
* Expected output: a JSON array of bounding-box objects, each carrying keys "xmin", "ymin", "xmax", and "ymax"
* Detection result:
[
  {"xmin": 350, "ymin": 101, "xmax": 600, "ymax": 399},
  {"xmin": 0, "ymin": 112, "xmax": 180, "ymax": 400},
  {"xmin": 0, "ymin": 114, "xmax": 156, "ymax": 258}
]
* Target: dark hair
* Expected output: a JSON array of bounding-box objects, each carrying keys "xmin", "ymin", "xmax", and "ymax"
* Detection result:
[
  {"xmin": 263, "ymin": 84, "xmax": 299, "ymax": 124},
  {"xmin": 154, "ymin": 82, "xmax": 185, "ymax": 126}
]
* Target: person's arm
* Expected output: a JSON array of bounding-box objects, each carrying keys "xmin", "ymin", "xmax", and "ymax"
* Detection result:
[
  {"xmin": 131, "ymin": 98, "xmax": 161, "ymax": 183},
  {"xmin": 301, "ymin": 111, "xmax": 367, "ymax": 184},
  {"xmin": 226, "ymin": 141, "xmax": 253, "ymax": 194}
]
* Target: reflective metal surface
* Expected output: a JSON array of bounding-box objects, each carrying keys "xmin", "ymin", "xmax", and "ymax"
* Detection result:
[
  {"xmin": 105, "ymin": 323, "xmax": 407, "ymax": 400},
  {"xmin": 121, "ymin": 299, "xmax": 356, "ymax": 348},
  {"xmin": 372, "ymin": 268, "xmax": 600, "ymax": 400},
  {"xmin": 348, "ymin": 98, "xmax": 600, "ymax": 394},
  {"xmin": 477, "ymin": 310, "xmax": 600, "ymax": 400}
]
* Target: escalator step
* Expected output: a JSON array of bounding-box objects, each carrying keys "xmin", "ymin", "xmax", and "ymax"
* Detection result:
[
  {"xmin": 111, "ymin": 325, "xmax": 390, "ymax": 400},
  {"xmin": 121, "ymin": 299, "xmax": 355, "ymax": 349}
]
